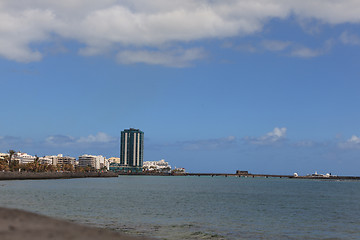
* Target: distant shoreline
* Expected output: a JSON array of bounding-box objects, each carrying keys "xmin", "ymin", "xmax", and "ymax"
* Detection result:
[{"xmin": 0, "ymin": 171, "xmax": 118, "ymax": 181}]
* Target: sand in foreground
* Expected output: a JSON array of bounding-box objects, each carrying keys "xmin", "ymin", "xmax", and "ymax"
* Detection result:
[{"xmin": 0, "ymin": 207, "xmax": 151, "ymax": 240}]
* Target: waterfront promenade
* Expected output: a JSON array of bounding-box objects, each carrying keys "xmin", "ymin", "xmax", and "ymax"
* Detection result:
[
  {"xmin": 118, "ymin": 171, "xmax": 360, "ymax": 180},
  {"xmin": 0, "ymin": 171, "xmax": 118, "ymax": 181}
]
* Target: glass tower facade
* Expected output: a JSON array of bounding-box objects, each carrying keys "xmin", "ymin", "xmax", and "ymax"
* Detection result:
[{"xmin": 120, "ymin": 128, "xmax": 144, "ymax": 169}]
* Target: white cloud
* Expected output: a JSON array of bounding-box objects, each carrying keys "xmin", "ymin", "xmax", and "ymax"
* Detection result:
[
  {"xmin": 116, "ymin": 48, "xmax": 205, "ymax": 67},
  {"xmin": 291, "ymin": 39, "xmax": 334, "ymax": 58},
  {"xmin": 338, "ymin": 135, "xmax": 360, "ymax": 149},
  {"xmin": 291, "ymin": 47, "xmax": 323, "ymax": 58},
  {"xmin": 289, "ymin": 1, "xmax": 360, "ymax": 24},
  {"xmin": 1, "ymin": 1, "xmax": 360, "ymax": 63},
  {"xmin": 349, "ymin": 135, "xmax": 360, "ymax": 143},
  {"xmin": 245, "ymin": 127, "xmax": 287, "ymax": 145},
  {"xmin": 297, "ymin": 19, "xmax": 323, "ymax": 35},
  {"xmin": 45, "ymin": 132, "xmax": 116, "ymax": 146},
  {"xmin": 45, "ymin": 135, "xmax": 75, "ymax": 146},
  {"xmin": 340, "ymin": 31, "xmax": 360, "ymax": 45},
  {"xmin": 0, "ymin": 9, "xmax": 56, "ymax": 62},
  {"xmin": 77, "ymin": 132, "xmax": 116, "ymax": 143},
  {"xmin": 226, "ymin": 39, "xmax": 333, "ymax": 57}
]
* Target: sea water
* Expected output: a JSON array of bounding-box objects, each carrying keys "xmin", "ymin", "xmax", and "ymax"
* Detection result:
[{"xmin": 0, "ymin": 176, "xmax": 359, "ymax": 239}]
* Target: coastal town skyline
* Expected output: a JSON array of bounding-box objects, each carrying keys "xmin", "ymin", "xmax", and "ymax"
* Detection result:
[{"xmin": 1, "ymin": 1, "xmax": 360, "ymax": 175}]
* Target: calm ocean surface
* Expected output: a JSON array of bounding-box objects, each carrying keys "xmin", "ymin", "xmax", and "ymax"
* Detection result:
[{"xmin": 0, "ymin": 176, "xmax": 359, "ymax": 239}]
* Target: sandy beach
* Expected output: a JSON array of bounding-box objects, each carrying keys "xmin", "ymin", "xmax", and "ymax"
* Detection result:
[{"xmin": 0, "ymin": 207, "xmax": 150, "ymax": 240}]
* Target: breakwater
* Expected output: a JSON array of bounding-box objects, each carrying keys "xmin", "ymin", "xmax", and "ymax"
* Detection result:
[
  {"xmin": 117, "ymin": 172, "xmax": 360, "ymax": 180},
  {"xmin": 184, "ymin": 173, "xmax": 360, "ymax": 180},
  {"xmin": 0, "ymin": 171, "xmax": 118, "ymax": 181},
  {"xmin": 183, "ymin": 173, "xmax": 360, "ymax": 180}
]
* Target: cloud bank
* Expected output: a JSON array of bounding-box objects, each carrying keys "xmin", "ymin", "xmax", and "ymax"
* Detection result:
[
  {"xmin": 0, "ymin": 132, "xmax": 118, "ymax": 157},
  {"xmin": 1, "ymin": 1, "xmax": 360, "ymax": 65},
  {"xmin": 45, "ymin": 132, "xmax": 117, "ymax": 146}
]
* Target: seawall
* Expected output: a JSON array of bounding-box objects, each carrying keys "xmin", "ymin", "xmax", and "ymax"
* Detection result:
[
  {"xmin": 0, "ymin": 171, "xmax": 118, "ymax": 181},
  {"xmin": 116, "ymin": 172, "xmax": 360, "ymax": 180}
]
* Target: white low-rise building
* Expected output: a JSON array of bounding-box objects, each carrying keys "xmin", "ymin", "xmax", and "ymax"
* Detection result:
[
  {"xmin": 13, "ymin": 152, "xmax": 35, "ymax": 164},
  {"xmin": 45, "ymin": 154, "xmax": 63, "ymax": 165},
  {"xmin": 44, "ymin": 154, "xmax": 76, "ymax": 166},
  {"xmin": 58, "ymin": 156, "xmax": 76, "ymax": 166},
  {"xmin": 78, "ymin": 155, "xmax": 106, "ymax": 170},
  {"xmin": 39, "ymin": 156, "xmax": 53, "ymax": 165},
  {"xmin": 0, "ymin": 153, "xmax": 9, "ymax": 160},
  {"xmin": 143, "ymin": 159, "xmax": 172, "ymax": 173}
]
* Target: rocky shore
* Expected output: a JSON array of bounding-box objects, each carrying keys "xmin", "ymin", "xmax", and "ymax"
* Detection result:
[
  {"xmin": 0, "ymin": 207, "xmax": 150, "ymax": 240},
  {"xmin": 0, "ymin": 171, "xmax": 118, "ymax": 180}
]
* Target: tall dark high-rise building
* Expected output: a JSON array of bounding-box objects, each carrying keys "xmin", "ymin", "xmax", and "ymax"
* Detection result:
[{"xmin": 120, "ymin": 128, "xmax": 144, "ymax": 168}]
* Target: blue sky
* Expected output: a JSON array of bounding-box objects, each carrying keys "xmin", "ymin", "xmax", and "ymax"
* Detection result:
[{"xmin": 1, "ymin": 1, "xmax": 360, "ymax": 175}]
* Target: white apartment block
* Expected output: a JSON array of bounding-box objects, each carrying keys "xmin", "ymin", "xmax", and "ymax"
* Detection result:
[
  {"xmin": 13, "ymin": 152, "xmax": 35, "ymax": 164},
  {"xmin": 44, "ymin": 154, "xmax": 75, "ymax": 166},
  {"xmin": 45, "ymin": 154, "xmax": 63, "ymax": 165},
  {"xmin": 39, "ymin": 156, "xmax": 52, "ymax": 165},
  {"xmin": 3, "ymin": 152, "xmax": 76, "ymax": 166},
  {"xmin": 57, "ymin": 156, "xmax": 76, "ymax": 166},
  {"xmin": 143, "ymin": 159, "xmax": 172, "ymax": 172}
]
